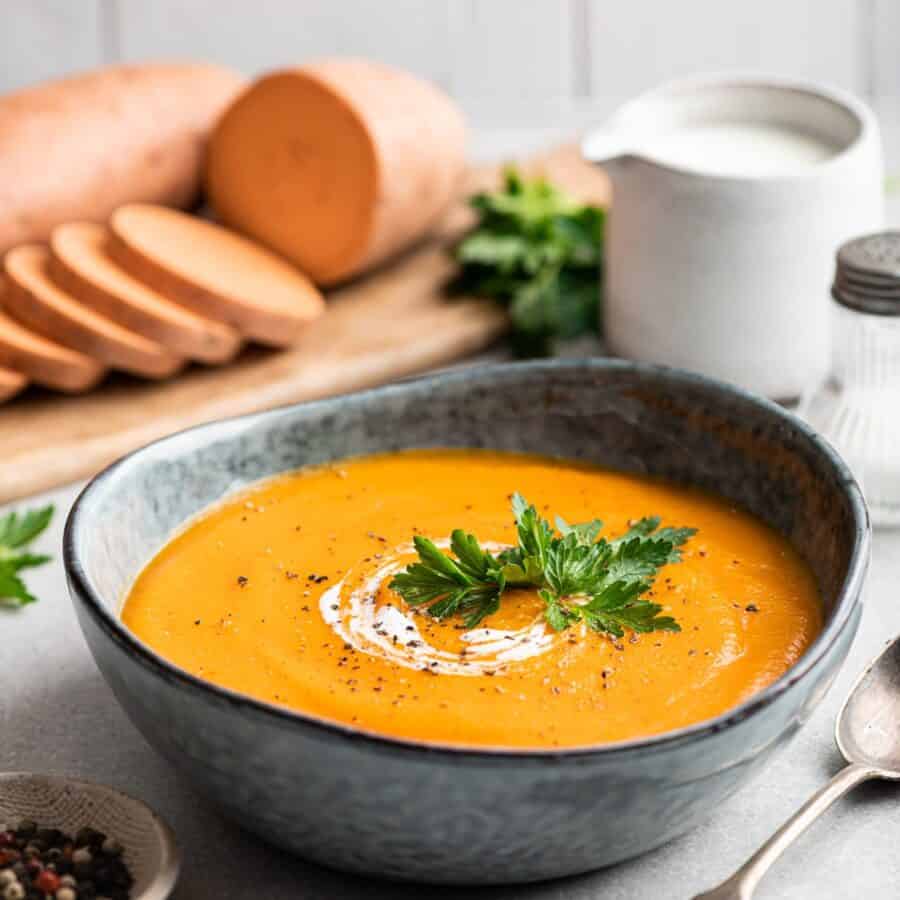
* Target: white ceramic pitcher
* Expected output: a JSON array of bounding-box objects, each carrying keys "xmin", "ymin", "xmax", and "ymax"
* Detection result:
[{"xmin": 583, "ymin": 74, "xmax": 884, "ymax": 400}]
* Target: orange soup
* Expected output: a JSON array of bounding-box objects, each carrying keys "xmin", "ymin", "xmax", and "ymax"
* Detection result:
[{"xmin": 122, "ymin": 450, "xmax": 822, "ymax": 749}]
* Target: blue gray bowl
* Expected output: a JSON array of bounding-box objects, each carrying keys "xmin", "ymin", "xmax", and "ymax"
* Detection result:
[{"xmin": 64, "ymin": 360, "xmax": 869, "ymax": 884}]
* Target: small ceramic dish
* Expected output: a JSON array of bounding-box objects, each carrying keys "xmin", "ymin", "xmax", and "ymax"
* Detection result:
[
  {"xmin": 0, "ymin": 772, "xmax": 179, "ymax": 898},
  {"xmin": 63, "ymin": 360, "xmax": 869, "ymax": 884}
]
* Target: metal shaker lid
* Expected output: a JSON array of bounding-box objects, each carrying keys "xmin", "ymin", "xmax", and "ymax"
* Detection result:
[{"xmin": 833, "ymin": 232, "xmax": 900, "ymax": 315}]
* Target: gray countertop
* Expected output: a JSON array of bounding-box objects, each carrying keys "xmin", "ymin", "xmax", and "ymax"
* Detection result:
[
  {"xmin": 3, "ymin": 414, "xmax": 900, "ymax": 900},
  {"xmin": 3, "ymin": 134, "xmax": 900, "ymax": 898}
]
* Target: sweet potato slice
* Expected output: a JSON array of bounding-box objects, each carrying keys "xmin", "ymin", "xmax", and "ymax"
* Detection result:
[
  {"xmin": 50, "ymin": 223, "xmax": 241, "ymax": 365},
  {"xmin": 0, "ymin": 365, "xmax": 26, "ymax": 402},
  {"xmin": 0, "ymin": 285, "xmax": 104, "ymax": 393},
  {"xmin": 4, "ymin": 245, "xmax": 182, "ymax": 379},
  {"xmin": 205, "ymin": 59, "xmax": 467, "ymax": 285},
  {"xmin": 108, "ymin": 205, "xmax": 325, "ymax": 346}
]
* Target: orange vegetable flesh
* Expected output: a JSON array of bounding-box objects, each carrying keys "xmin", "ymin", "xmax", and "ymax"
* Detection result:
[
  {"xmin": 109, "ymin": 204, "xmax": 325, "ymax": 346},
  {"xmin": 207, "ymin": 69, "xmax": 378, "ymax": 285},
  {"xmin": 206, "ymin": 61, "xmax": 468, "ymax": 285},
  {"xmin": 4, "ymin": 244, "xmax": 182, "ymax": 378},
  {"xmin": 0, "ymin": 288, "xmax": 105, "ymax": 393},
  {"xmin": 50, "ymin": 223, "xmax": 242, "ymax": 365},
  {"xmin": 122, "ymin": 450, "xmax": 823, "ymax": 750},
  {"xmin": 0, "ymin": 365, "xmax": 26, "ymax": 401}
]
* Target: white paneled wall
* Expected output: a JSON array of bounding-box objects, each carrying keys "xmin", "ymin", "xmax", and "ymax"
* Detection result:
[
  {"xmin": 449, "ymin": 1, "xmax": 576, "ymax": 104},
  {"xmin": 116, "ymin": 1, "xmax": 455, "ymax": 90},
  {"xmin": 1, "ymin": 0, "xmax": 899, "ymax": 130},
  {"xmin": 0, "ymin": 1, "xmax": 104, "ymax": 92},
  {"xmin": 873, "ymin": 0, "xmax": 900, "ymax": 100},
  {"xmin": 587, "ymin": 0, "xmax": 865, "ymax": 100}
]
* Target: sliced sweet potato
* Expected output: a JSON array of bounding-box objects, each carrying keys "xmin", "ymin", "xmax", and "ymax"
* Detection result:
[
  {"xmin": 205, "ymin": 59, "xmax": 467, "ymax": 285},
  {"xmin": 0, "ymin": 365, "xmax": 26, "ymax": 402},
  {"xmin": 50, "ymin": 223, "xmax": 241, "ymax": 364},
  {"xmin": 108, "ymin": 205, "xmax": 325, "ymax": 346},
  {"xmin": 4, "ymin": 245, "xmax": 182, "ymax": 379},
  {"xmin": 0, "ymin": 284, "xmax": 104, "ymax": 393}
]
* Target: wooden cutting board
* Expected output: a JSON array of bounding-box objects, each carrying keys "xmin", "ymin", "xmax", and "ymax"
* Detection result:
[{"xmin": 0, "ymin": 144, "xmax": 609, "ymax": 502}]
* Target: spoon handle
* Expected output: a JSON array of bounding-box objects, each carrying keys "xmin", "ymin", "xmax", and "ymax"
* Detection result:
[{"xmin": 692, "ymin": 762, "xmax": 877, "ymax": 900}]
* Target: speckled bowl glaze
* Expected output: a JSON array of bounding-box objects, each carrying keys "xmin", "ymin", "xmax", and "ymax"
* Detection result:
[{"xmin": 64, "ymin": 360, "xmax": 869, "ymax": 885}]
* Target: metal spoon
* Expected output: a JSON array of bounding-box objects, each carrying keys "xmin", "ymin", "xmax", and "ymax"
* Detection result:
[{"xmin": 694, "ymin": 636, "xmax": 900, "ymax": 899}]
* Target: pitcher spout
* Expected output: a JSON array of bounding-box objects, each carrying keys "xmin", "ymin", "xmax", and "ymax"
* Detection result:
[{"xmin": 580, "ymin": 125, "xmax": 645, "ymax": 175}]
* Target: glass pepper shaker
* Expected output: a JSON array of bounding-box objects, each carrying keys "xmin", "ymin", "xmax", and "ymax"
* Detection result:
[{"xmin": 805, "ymin": 232, "xmax": 900, "ymax": 526}]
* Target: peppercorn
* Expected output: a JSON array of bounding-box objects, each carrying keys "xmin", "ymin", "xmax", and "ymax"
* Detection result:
[
  {"xmin": 75, "ymin": 828, "xmax": 102, "ymax": 849},
  {"xmin": 71, "ymin": 847, "xmax": 92, "ymax": 865},
  {"xmin": 1, "ymin": 882, "xmax": 24, "ymax": 900},
  {"xmin": 34, "ymin": 869, "xmax": 59, "ymax": 893},
  {"xmin": 0, "ymin": 821, "xmax": 133, "ymax": 899},
  {"xmin": 100, "ymin": 837, "xmax": 122, "ymax": 857},
  {"xmin": 37, "ymin": 829, "xmax": 61, "ymax": 846}
]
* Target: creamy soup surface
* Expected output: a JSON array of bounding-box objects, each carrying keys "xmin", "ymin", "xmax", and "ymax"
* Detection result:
[{"xmin": 122, "ymin": 450, "xmax": 823, "ymax": 749}]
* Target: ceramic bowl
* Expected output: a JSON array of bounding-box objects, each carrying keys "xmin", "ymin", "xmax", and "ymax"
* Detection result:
[{"xmin": 64, "ymin": 360, "xmax": 869, "ymax": 884}]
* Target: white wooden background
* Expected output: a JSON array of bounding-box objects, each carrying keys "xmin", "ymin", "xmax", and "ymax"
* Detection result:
[{"xmin": 2, "ymin": 0, "xmax": 900, "ymax": 158}]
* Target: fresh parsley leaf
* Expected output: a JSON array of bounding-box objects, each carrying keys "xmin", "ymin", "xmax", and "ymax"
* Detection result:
[
  {"xmin": 390, "ymin": 495, "xmax": 693, "ymax": 643},
  {"xmin": 654, "ymin": 526, "xmax": 698, "ymax": 562},
  {"xmin": 540, "ymin": 588, "xmax": 579, "ymax": 632},
  {"xmin": 0, "ymin": 567, "xmax": 36, "ymax": 607},
  {"xmin": 598, "ymin": 536, "xmax": 676, "ymax": 590},
  {"xmin": 388, "ymin": 534, "xmax": 504, "ymax": 628},
  {"xmin": 581, "ymin": 580, "xmax": 680, "ymax": 639},
  {"xmin": 543, "ymin": 533, "xmax": 612, "ymax": 598},
  {"xmin": 0, "ymin": 504, "xmax": 54, "ymax": 607},
  {"xmin": 510, "ymin": 493, "xmax": 554, "ymax": 571},
  {"xmin": 555, "ymin": 514, "xmax": 603, "ymax": 546},
  {"xmin": 449, "ymin": 529, "xmax": 500, "ymax": 580},
  {"xmin": 4, "ymin": 553, "xmax": 52, "ymax": 572},
  {"xmin": 450, "ymin": 168, "xmax": 605, "ymax": 356},
  {"xmin": 497, "ymin": 547, "xmax": 545, "ymax": 587},
  {"xmin": 0, "ymin": 505, "xmax": 54, "ymax": 550},
  {"xmin": 611, "ymin": 516, "xmax": 661, "ymax": 544}
]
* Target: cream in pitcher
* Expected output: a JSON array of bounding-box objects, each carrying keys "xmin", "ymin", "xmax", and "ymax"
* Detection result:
[{"xmin": 583, "ymin": 75, "xmax": 884, "ymax": 400}]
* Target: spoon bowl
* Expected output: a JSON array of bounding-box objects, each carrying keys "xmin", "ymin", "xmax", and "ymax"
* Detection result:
[
  {"xmin": 837, "ymin": 638, "xmax": 900, "ymax": 776},
  {"xmin": 0, "ymin": 772, "xmax": 180, "ymax": 899}
]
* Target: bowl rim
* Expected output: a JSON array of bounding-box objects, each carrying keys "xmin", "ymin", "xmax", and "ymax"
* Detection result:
[{"xmin": 64, "ymin": 358, "xmax": 870, "ymax": 762}]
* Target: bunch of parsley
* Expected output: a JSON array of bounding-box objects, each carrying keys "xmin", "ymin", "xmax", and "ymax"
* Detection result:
[
  {"xmin": 451, "ymin": 169, "xmax": 604, "ymax": 356},
  {"xmin": 390, "ymin": 494, "xmax": 694, "ymax": 640},
  {"xmin": 0, "ymin": 505, "xmax": 54, "ymax": 606}
]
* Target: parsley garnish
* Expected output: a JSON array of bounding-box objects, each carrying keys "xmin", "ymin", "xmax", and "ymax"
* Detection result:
[
  {"xmin": 0, "ymin": 504, "xmax": 54, "ymax": 607},
  {"xmin": 389, "ymin": 495, "xmax": 695, "ymax": 640},
  {"xmin": 450, "ymin": 169, "xmax": 604, "ymax": 356}
]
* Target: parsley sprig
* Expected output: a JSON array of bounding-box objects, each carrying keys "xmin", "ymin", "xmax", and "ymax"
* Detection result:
[
  {"xmin": 0, "ymin": 505, "xmax": 54, "ymax": 607},
  {"xmin": 450, "ymin": 169, "xmax": 604, "ymax": 356},
  {"xmin": 389, "ymin": 495, "xmax": 695, "ymax": 639}
]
